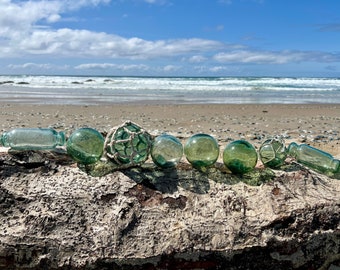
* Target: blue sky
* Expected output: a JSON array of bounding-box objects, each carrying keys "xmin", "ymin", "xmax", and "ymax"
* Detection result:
[{"xmin": 1, "ymin": 0, "xmax": 340, "ymax": 76}]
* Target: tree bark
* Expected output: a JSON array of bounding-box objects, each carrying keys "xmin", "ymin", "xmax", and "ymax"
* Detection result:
[{"xmin": 0, "ymin": 150, "xmax": 339, "ymax": 270}]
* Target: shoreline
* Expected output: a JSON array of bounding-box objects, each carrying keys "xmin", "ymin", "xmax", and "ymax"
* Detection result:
[{"xmin": 0, "ymin": 103, "xmax": 339, "ymax": 157}]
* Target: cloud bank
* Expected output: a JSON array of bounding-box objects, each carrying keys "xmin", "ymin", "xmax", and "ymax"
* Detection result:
[
  {"xmin": 1, "ymin": 0, "xmax": 340, "ymax": 75},
  {"xmin": 0, "ymin": 0, "xmax": 224, "ymax": 59}
]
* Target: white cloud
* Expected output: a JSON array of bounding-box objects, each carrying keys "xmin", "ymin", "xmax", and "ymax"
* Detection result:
[
  {"xmin": 0, "ymin": 1, "xmax": 60, "ymax": 36},
  {"xmin": 75, "ymin": 62, "xmax": 186, "ymax": 74},
  {"xmin": 7, "ymin": 62, "xmax": 70, "ymax": 71},
  {"xmin": 214, "ymin": 50, "xmax": 291, "ymax": 64},
  {"xmin": 192, "ymin": 65, "xmax": 233, "ymax": 74},
  {"xmin": 163, "ymin": 65, "xmax": 181, "ymax": 72},
  {"xmin": 4, "ymin": 27, "xmax": 224, "ymax": 59},
  {"xmin": 188, "ymin": 55, "xmax": 208, "ymax": 63},
  {"xmin": 0, "ymin": 1, "xmax": 224, "ymax": 59},
  {"xmin": 64, "ymin": 0, "xmax": 111, "ymax": 9},
  {"xmin": 75, "ymin": 63, "xmax": 117, "ymax": 69},
  {"xmin": 46, "ymin": 13, "xmax": 62, "ymax": 23},
  {"xmin": 8, "ymin": 63, "xmax": 53, "ymax": 69},
  {"xmin": 0, "ymin": 0, "xmax": 110, "ymax": 38},
  {"xmin": 75, "ymin": 63, "xmax": 150, "ymax": 71},
  {"xmin": 214, "ymin": 50, "xmax": 340, "ymax": 64},
  {"xmin": 209, "ymin": 66, "xmax": 229, "ymax": 72}
]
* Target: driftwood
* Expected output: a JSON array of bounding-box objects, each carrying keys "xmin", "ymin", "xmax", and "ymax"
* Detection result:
[{"xmin": 0, "ymin": 150, "xmax": 339, "ymax": 270}]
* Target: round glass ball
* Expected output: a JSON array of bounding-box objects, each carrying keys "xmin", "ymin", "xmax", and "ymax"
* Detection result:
[
  {"xmin": 151, "ymin": 134, "xmax": 183, "ymax": 168},
  {"xmin": 184, "ymin": 134, "xmax": 219, "ymax": 168},
  {"xmin": 105, "ymin": 121, "xmax": 152, "ymax": 165},
  {"xmin": 223, "ymin": 140, "xmax": 258, "ymax": 174},
  {"xmin": 259, "ymin": 138, "xmax": 287, "ymax": 168},
  {"xmin": 67, "ymin": 128, "xmax": 104, "ymax": 165}
]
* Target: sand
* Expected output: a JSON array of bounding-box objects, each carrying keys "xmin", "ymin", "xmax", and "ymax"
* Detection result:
[{"xmin": 0, "ymin": 103, "xmax": 339, "ymax": 157}]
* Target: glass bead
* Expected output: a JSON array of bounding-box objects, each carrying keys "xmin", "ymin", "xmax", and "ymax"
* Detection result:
[
  {"xmin": 259, "ymin": 138, "xmax": 287, "ymax": 168},
  {"xmin": 223, "ymin": 140, "xmax": 258, "ymax": 174},
  {"xmin": 151, "ymin": 134, "xmax": 183, "ymax": 168},
  {"xmin": 0, "ymin": 128, "xmax": 65, "ymax": 150},
  {"xmin": 105, "ymin": 121, "xmax": 152, "ymax": 166},
  {"xmin": 288, "ymin": 142, "xmax": 340, "ymax": 174},
  {"xmin": 184, "ymin": 134, "xmax": 219, "ymax": 168},
  {"xmin": 66, "ymin": 128, "xmax": 104, "ymax": 165}
]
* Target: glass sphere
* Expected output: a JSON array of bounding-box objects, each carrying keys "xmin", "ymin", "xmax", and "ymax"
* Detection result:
[
  {"xmin": 223, "ymin": 140, "xmax": 257, "ymax": 174},
  {"xmin": 105, "ymin": 121, "xmax": 152, "ymax": 165},
  {"xmin": 151, "ymin": 134, "xmax": 183, "ymax": 168},
  {"xmin": 67, "ymin": 128, "xmax": 104, "ymax": 165},
  {"xmin": 259, "ymin": 138, "xmax": 287, "ymax": 168},
  {"xmin": 184, "ymin": 134, "xmax": 219, "ymax": 168}
]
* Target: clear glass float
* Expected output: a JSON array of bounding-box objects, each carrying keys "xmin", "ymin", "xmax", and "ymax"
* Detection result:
[{"xmin": 184, "ymin": 133, "xmax": 219, "ymax": 168}]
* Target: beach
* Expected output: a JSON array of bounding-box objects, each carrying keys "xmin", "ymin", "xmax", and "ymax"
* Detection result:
[{"xmin": 1, "ymin": 103, "xmax": 339, "ymax": 158}]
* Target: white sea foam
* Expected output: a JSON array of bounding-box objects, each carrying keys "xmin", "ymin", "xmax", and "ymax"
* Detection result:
[{"xmin": 0, "ymin": 76, "xmax": 339, "ymax": 104}]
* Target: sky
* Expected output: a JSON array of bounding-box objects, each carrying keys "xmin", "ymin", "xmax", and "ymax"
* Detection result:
[{"xmin": 1, "ymin": 0, "xmax": 340, "ymax": 77}]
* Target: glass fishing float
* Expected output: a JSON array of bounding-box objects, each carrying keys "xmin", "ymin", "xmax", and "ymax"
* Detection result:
[
  {"xmin": 0, "ymin": 128, "xmax": 65, "ymax": 150},
  {"xmin": 105, "ymin": 121, "xmax": 152, "ymax": 166},
  {"xmin": 151, "ymin": 134, "xmax": 183, "ymax": 168},
  {"xmin": 288, "ymin": 142, "xmax": 340, "ymax": 175},
  {"xmin": 259, "ymin": 137, "xmax": 287, "ymax": 168},
  {"xmin": 66, "ymin": 128, "xmax": 105, "ymax": 165},
  {"xmin": 184, "ymin": 133, "xmax": 219, "ymax": 168},
  {"xmin": 223, "ymin": 140, "xmax": 258, "ymax": 174}
]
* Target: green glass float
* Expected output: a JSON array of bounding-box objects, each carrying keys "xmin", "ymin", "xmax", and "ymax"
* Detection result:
[
  {"xmin": 104, "ymin": 121, "xmax": 152, "ymax": 167},
  {"xmin": 288, "ymin": 142, "xmax": 340, "ymax": 175},
  {"xmin": 259, "ymin": 138, "xmax": 287, "ymax": 168},
  {"xmin": 184, "ymin": 133, "xmax": 219, "ymax": 168},
  {"xmin": 151, "ymin": 134, "xmax": 183, "ymax": 168},
  {"xmin": 66, "ymin": 128, "xmax": 104, "ymax": 165},
  {"xmin": 223, "ymin": 140, "xmax": 258, "ymax": 174},
  {"xmin": 1, "ymin": 128, "xmax": 65, "ymax": 150}
]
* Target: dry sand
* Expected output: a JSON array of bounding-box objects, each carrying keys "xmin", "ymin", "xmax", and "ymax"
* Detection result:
[{"xmin": 0, "ymin": 103, "xmax": 339, "ymax": 157}]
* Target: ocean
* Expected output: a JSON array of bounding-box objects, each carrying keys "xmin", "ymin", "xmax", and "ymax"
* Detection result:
[{"xmin": 0, "ymin": 75, "xmax": 340, "ymax": 105}]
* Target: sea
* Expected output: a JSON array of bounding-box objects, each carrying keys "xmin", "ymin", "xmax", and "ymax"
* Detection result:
[{"xmin": 0, "ymin": 75, "xmax": 340, "ymax": 105}]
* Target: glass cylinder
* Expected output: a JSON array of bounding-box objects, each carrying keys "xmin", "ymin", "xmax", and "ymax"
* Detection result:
[
  {"xmin": 288, "ymin": 142, "xmax": 340, "ymax": 174},
  {"xmin": 1, "ymin": 128, "xmax": 65, "ymax": 150}
]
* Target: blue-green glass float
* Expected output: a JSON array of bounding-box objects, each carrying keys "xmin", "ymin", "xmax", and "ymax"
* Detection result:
[
  {"xmin": 66, "ymin": 128, "xmax": 104, "ymax": 165},
  {"xmin": 259, "ymin": 138, "xmax": 287, "ymax": 168},
  {"xmin": 104, "ymin": 121, "xmax": 152, "ymax": 167},
  {"xmin": 151, "ymin": 134, "xmax": 183, "ymax": 168},
  {"xmin": 223, "ymin": 140, "xmax": 258, "ymax": 174},
  {"xmin": 1, "ymin": 128, "xmax": 65, "ymax": 150},
  {"xmin": 184, "ymin": 133, "xmax": 219, "ymax": 168},
  {"xmin": 288, "ymin": 142, "xmax": 340, "ymax": 175}
]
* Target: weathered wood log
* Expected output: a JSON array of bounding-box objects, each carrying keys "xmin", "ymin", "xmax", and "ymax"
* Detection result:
[{"xmin": 0, "ymin": 150, "xmax": 339, "ymax": 270}]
